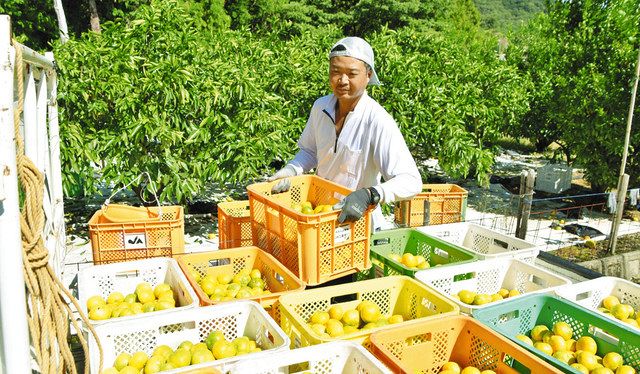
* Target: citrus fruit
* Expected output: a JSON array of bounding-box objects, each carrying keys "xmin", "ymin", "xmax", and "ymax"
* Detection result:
[
  {"xmin": 415, "ymin": 255, "xmax": 426, "ymax": 266},
  {"xmin": 152, "ymin": 345, "xmax": 173, "ymax": 360},
  {"xmin": 118, "ymin": 366, "xmax": 139, "ymax": 374},
  {"xmin": 342, "ymin": 309, "xmax": 360, "ymax": 326},
  {"xmin": 153, "ymin": 283, "xmax": 172, "ymax": 298},
  {"xmin": 136, "ymin": 288, "xmax": 155, "ymax": 304},
  {"xmin": 576, "ymin": 351, "xmax": 599, "ymax": 370},
  {"xmin": 480, "ymin": 371, "xmax": 496, "ymax": 374},
  {"xmin": 472, "ymin": 294, "xmax": 492, "ymax": 305},
  {"xmin": 217, "ymin": 273, "xmax": 232, "ymax": 285},
  {"xmin": 160, "ymin": 362, "xmax": 176, "ymax": 371},
  {"xmin": 533, "ymin": 342, "xmax": 553, "ymax": 356},
  {"xmin": 311, "ymin": 323, "xmax": 326, "ymax": 335},
  {"xmin": 144, "ymin": 356, "xmax": 164, "ymax": 374},
  {"xmin": 135, "ymin": 282, "xmax": 152, "ymax": 294},
  {"xmin": 128, "ymin": 351, "xmax": 148, "ymax": 370},
  {"xmin": 530, "ymin": 325, "xmax": 549, "ymax": 341},
  {"xmin": 328, "ymin": 305, "xmax": 345, "ymax": 320},
  {"xmin": 359, "ymin": 303, "xmax": 381, "ymax": 323},
  {"xmin": 615, "ymin": 365, "xmax": 636, "ymax": 374},
  {"xmin": 89, "ymin": 305, "xmax": 111, "ymax": 320},
  {"xmin": 508, "ymin": 289, "xmax": 521, "ymax": 297},
  {"xmin": 553, "ymin": 350, "xmax": 576, "ymax": 364},
  {"xmin": 460, "ymin": 367, "xmax": 481, "ymax": 374},
  {"xmin": 458, "ymin": 290, "xmax": 477, "ymax": 305},
  {"xmin": 498, "ymin": 288, "xmax": 510, "ymax": 298},
  {"xmin": 401, "ymin": 253, "xmax": 418, "ymax": 268},
  {"xmin": 205, "ymin": 330, "xmax": 226, "ymax": 349},
  {"xmin": 549, "ymin": 335, "xmax": 566, "ymax": 353},
  {"xmin": 388, "ymin": 314, "xmax": 404, "ymax": 324},
  {"xmin": 602, "ymin": 295, "xmax": 620, "ymax": 310},
  {"xmin": 309, "ymin": 311, "xmax": 330, "ymax": 325},
  {"xmin": 177, "ymin": 340, "xmax": 193, "ymax": 351},
  {"xmin": 301, "ymin": 206, "xmax": 313, "ymax": 214},
  {"xmin": 490, "ymin": 293, "xmax": 504, "ymax": 302},
  {"xmin": 417, "ymin": 262, "xmax": 430, "ymax": 269},
  {"xmin": 190, "ymin": 342, "xmax": 208, "ymax": 353},
  {"xmin": 106, "ymin": 292, "xmax": 124, "ymax": 305},
  {"xmin": 388, "ymin": 253, "xmax": 402, "ymax": 262},
  {"xmin": 540, "ymin": 330, "xmax": 554, "ymax": 343},
  {"xmin": 570, "ymin": 363, "xmax": 590, "ymax": 374},
  {"xmin": 575, "ymin": 336, "xmax": 598, "ymax": 354},
  {"xmin": 101, "ymin": 368, "xmax": 119, "ymax": 374},
  {"xmin": 566, "ymin": 338, "xmax": 577, "ymax": 352},
  {"xmin": 440, "ymin": 362, "xmax": 461, "ymax": 373},
  {"xmin": 233, "ymin": 337, "xmax": 251, "ymax": 352},
  {"xmin": 326, "ymin": 319, "xmax": 345, "ymax": 337},
  {"xmin": 212, "ymin": 340, "xmax": 236, "ymax": 359},
  {"xmin": 516, "ymin": 334, "xmax": 533, "ymax": 345},
  {"xmin": 591, "ymin": 368, "xmax": 614, "ymax": 374},
  {"xmin": 124, "ymin": 293, "xmax": 137, "ymax": 303},
  {"xmin": 611, "ymin": 304, "xmax": 631, "ymax": 320},
  {"xmin": 552, "ymin": 321, "xmax": 573, "ymax": 340},
  {"xmin": 602, "ymin": 352, "xmax": 624, "ymax": 371},
  {"xmin": 191, "ymin": 349, "xmax": 215, "ymax": 364},
  {"xmin": 86, "ymin": 295, "xmax": 106, "ymax": 311},
  {"xmin": 169, "ymin": 349, "xmax": 191, "ymax": 368},
  {"xmin": 113, "ymin": 352, "xmax": 132, "ymax": 371}
]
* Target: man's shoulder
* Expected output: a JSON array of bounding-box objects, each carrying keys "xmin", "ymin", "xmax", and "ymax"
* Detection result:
[
  {"xmin": 362, "ymin": 95, "xmax": 396, "ymax": 129},
  {"xmin": 312, "ymin": 94, "xmax": 333, "ymax": 109}
]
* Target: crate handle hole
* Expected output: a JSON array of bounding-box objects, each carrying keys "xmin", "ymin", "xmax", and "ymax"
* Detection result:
[
  {"xmin": 264, "ymin": 329, "xmax": 276, "ymax": 344},
  {"xmin": 208, "ymin": 258, "xmax": 231, "ymax": 267},
  {"xmin": 433, "ymin": 248, "xmax": 450, "ymax": 259},
  {"xmin": 404, "ymin": 332, "xmax": 432, "ymax": 345},
  {"xmin": 274, "ymin": 272, "xmax": 285, "ymax": 285},
  {"xmin": 575, "ymin": 291, "xmax": 592, "ymax": 301},
  {"xmin": 493, "ymin": 239, "xmax": 509, "ymax": 249},
  {"xmin": 497, "ymin": 310, "xmax": 519, "ymax": 323},
  {"xmin": 588, "ymin": 325, "xmax": 619, "ymax": 346},
  {"xmin": 330, "ymin": 293, "xmax": 358, "ymax": 304},
  {"xmin": 372, "ymin": 238, "xmax": 391, "ymax": 246},
  {"xmin": 453, "ymin": 271, "xmax": 475, "ymax": 282},
  {"xmin": 531, "ymin": 275, "xmax": 548, "ymax": 287},
  {"xmin": 115, "ymin": 269, "xmax": 141, "ymax": 278}
]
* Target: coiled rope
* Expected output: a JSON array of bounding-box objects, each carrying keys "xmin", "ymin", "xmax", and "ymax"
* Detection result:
[{"xmin": 12, "ymin": 39, "xmax": 103, "ymax": 373}]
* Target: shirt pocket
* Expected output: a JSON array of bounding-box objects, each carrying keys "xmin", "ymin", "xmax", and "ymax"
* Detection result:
[{"xmin": 337, "ymin": 143, "xmax": 362, "ymax": 188}]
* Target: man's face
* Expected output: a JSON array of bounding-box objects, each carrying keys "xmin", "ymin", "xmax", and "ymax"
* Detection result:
[{"xmin": 329, "ymin": 56, "xmax": 371, "ymax": 103}]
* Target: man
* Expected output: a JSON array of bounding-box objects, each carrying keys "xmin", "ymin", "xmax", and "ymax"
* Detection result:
[{"xmin": 268, "ymin": 36, "xmax": 421, "ymax": 231}]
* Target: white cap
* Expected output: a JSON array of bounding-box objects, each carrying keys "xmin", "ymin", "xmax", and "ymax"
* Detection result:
[{"xmin": 329, "ymin": 37, "xmax": 380, "ymax": 86}]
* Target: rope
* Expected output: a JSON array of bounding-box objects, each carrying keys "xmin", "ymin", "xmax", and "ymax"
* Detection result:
[{"xmin": 12, "ymin": 39, "xmax": 103, "ymax": 373}]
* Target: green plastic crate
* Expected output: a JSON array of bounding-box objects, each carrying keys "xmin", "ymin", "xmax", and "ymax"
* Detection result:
[
  {"xmin": 473, "ymin": 294, "xmax": 640, "ymax": 373},
  {"xmin": 369, "ymin": 228, "xmax": 478, "ymax": 278}
]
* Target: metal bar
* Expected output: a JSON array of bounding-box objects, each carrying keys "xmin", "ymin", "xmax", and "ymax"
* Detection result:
[
  {"xmin": 12, "ymin": 40, "xmax": 54, "ymax": 71},
  {"xmin": 0, "ymin": 14, "xmax": 33, "ymax": 374}
]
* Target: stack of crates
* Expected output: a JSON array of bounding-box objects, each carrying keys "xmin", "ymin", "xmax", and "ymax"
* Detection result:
[{"xmin": 217, "ymin": 200, "xmax": 252, "ymax": 249}]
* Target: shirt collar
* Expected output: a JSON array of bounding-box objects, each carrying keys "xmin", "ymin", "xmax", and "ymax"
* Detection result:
[{"xmin": 322, "ymin": 91, "xmax": 369, "ymax": 122}]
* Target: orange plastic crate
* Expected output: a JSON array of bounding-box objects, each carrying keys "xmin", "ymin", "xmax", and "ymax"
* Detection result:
[
  {"xmin": 395, "ymin": 184, "xmax": 467, "ymax": 227},
  {"xmin": 369, "ymin": 315, "xmax": 562, "ymax": 374},
  {"xmin": 247, "ymin": 175, "xmax": 372, "ymax": 286},
  {"xmin": 217, "ymin": 200, "xmax": 252, "ymax": 249},
  {"xmin": 177, "ymin": 246, "xmax": 305, "ymax": 320},
  {"xmin": 88, "ymin": 205, "xmax": 185, "ymax": 264}
]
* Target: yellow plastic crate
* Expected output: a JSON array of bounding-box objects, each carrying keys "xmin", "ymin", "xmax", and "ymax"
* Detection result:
[
  {"xmin": 217, "ymin": 200, "xmax": 252, "ymax": 249},
  {"xmin": 176, "ymin": 246, "xmax": 305, "ymax": 320},
  {"xmin": 278, "ymin": 275, "xmax": 459, "ymax": 350},
  {"xmin": 88, "ymin": 205, "xmax": 185, "ymax": 264},
  {"xmin": 247, "ymin": 175, "xmax": 372, "ymax": 286},
  {"xmin": 369, "ymin": 315, "xmax": 563, "ymax": 374},
  {"xmin": 395, "ymin": 184, "xmax": 468, "ymax": 227}
]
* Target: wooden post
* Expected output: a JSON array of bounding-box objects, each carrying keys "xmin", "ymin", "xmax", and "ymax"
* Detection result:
[
  {"xmin": 516, "ymin": 170, "xmax": 536, "ymax": 239},
  {"xmin": 609, "ymin": 174, "xmax": 629, "ymax": 254}
]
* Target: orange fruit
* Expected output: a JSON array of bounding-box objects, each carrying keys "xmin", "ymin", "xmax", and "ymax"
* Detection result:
[
  {"xmin": 401, "ymin": 253, "xmax": 418, "ymax": 268},
  {"xmin": 591, "ymin": 368, "xmax": 615, "ymax": 374},
  {"xmin": 615, "ymin": 365, "xmax": 636, "ymax": 374},
  {"xmin": 458, "ymin": 290, "xmax": 477, "ymax": 305},
  {"xmin": 328, "ymin": 305, "xmax": 344, "ymax": 320},
  {"xmin": 86, "ymin": 295, "xmax": 106, "ymax": 311},
  {"xmin": 472, "ymin": 294, "xmax": 492, "ymax": 305},
  {"xmin": 118, "ymin": 367, "xmax": 139, "ymax": 374},
  {"xmin": 388, "ymin": 314, "xmax": 404, "ymax": 324},
  {"xmin": 440, "ymin": 361, "xmax": 461, "ymax": 373},
  {"xmin": 211, "ymin": 340, "xmax": 236, "ymax": 359},
  {"xmin": 552, "ymin": 321, "xmax": 573, "ymax": 340},
  {"xmin": 508, "ymin": 289, "xmax": 521, "ymax": 298},
  {"xmin": 113, "ymin": 352, "xmax": 132, "ymax": 371},
  {"xmin": 128, "ymin": 351, "xmax": 148, "ymax": 370},
  {"xmin": 309, "ymin": 311, "xmax": 330, "ymax": 325},
  {"xmin": 106, "ymin": 292, "xmax": 124, "ymax": 305},
  {"xmin": 89, "ymin": 305, "xmax": 111, "ymax": 320},
  {"xmin": 565, "ymin": 338, "xmax": 577, "ymax": 352},
  {"xmin": 325, "ymin": 319, "xmax": 344, "ymax": 337},
  {"xmin": 570, "ymin": 363, "xmax": 589, "ymax": 374},
  {"xmin": 515, "ymin": 334, "xmax": 533, "ymax": 345},
  {"xmin": 191, "ymin": 349, "xmax": 215, "ymax": 364},
  {"xmin": 169, "ymin": 348, "xmax": 191, "ymax": 368},
  {"xmin": 152, "ymin": 345, "xmax": 173, "ymax": 360},
  {"xmin": 549, "ymin": 335, "xmax": 566, "ymax": 353},
  {"xmin": 602, "ymin": 295, "xmax": 620, "ymax": 311},
  {"xmin": 530, "ymin": 325, "xmax": 549, "ymax": 342},
  {"xmin": 602, "ymin": 352, "xmax": 624, "ymax": 371},
  {"xmin": 575, "ymin": 336, "xmax": 598, "ymax": 355},
  {"xmin": 553, "ymin": 350, "xmax": 576, "ymax": 365},
  {"xmin": 460, "ymin": 367, "xmax": 481, "ymax": 374},
  {"xmin": 576, "ymin": 351, "xmax": 599, "ymax": 371},
  {"xmin": 101, "ymin": 368, "xmax": 119, "ymax": 374},
  {"xmin": 342, "ymin": 309, "xmax": 360, "ymax": 326},
  {"xmin": 359, "ymin": 303, "xmax": 381, "ymax": 323},
  {"xmin": 533, "ymin": 342, "xmax": 553, "ymax": 356}
]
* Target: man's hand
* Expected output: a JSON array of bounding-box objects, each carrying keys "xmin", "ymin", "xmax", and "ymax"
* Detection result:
[
  {"xmin": 333, "ymin": 188, "xmax": 373, "ymax": 223},
  {"xmin": 267, "ymin": 165, "xmax": 297, "ymax": 193}
]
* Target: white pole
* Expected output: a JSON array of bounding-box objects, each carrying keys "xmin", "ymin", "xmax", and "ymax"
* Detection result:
[
  {"xmin": 0, "ymin": 15, "xmax": 33, "ymax": 374},
  {"xmin": 51, "ymin": 0, "xmax": 69, "ymax": 44}
]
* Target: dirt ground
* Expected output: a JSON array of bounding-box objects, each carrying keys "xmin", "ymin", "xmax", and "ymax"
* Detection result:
[{"xmin": 550, "ymin": 231, "xmax": 640, "ymax": 262}]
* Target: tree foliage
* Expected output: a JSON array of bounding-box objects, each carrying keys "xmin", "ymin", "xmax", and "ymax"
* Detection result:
[{"xmin": 509, "ymin": 0, "xmax": 640, "ymax": 191}]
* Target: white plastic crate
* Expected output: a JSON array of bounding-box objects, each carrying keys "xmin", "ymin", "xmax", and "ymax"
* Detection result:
[
  {"xmin": 415, "ymin": 258, "xmax": 571, "ymax": 314},
  {"xmin": 88, "ymin": 300, "xmax": 290, "ymax": 374},
  {"xmin": 225, "ymin": 341, "xmax": 392, "ymax": 374},
  {"xmin": 534, "ymin": 163, "xmax": 572, "ymax": 194},
  {"xmin": 77, "ymin": 257, "xmax": 199, "ymax": 326},
  {"xmin": 417, "ymin": 222, "xmax": 540, "ymax": 264},
  {"xmin": 554, "ymin": 276, "xmax": 640, "ymax": 332}
]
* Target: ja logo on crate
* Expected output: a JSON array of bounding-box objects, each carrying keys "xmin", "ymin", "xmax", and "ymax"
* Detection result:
[
  {"xmin": 334, "ymin": 226, "xmax": 351, "ymax": 243},
  {"xmin": 124, "ymin": 233, "xmax": 147, "ymax": 249}
]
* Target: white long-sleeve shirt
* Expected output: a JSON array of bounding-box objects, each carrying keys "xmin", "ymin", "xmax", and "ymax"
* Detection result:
[{"xmin": 288, "ymin": 92, "xmax": 422, "ymax": 229}]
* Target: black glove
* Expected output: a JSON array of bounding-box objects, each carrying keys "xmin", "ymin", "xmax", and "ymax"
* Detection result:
[{"xmin": 333, "ymin": 188, "xmax": 378, "ymax": 223}]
